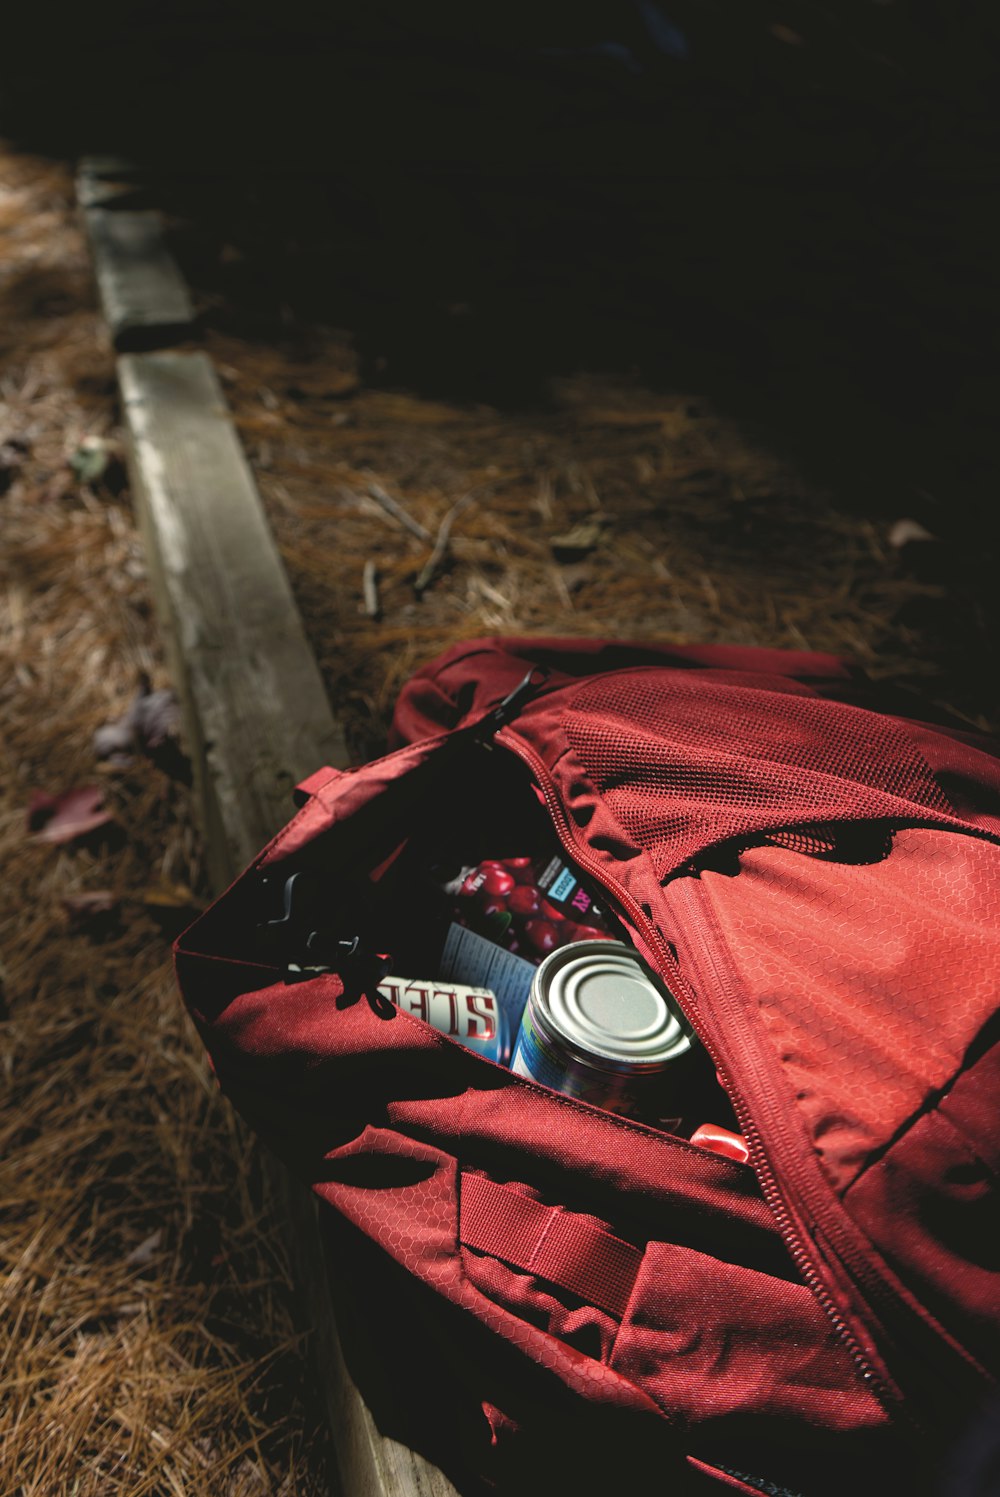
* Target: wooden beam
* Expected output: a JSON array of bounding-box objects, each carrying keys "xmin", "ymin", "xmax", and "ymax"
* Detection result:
[
  {"xmin": 83, "ymin": 205, "xmax": 196, "ymax": 351},
  {"xmin": 119, "ymin": 347, "xmax": 459, "ymax": 1497},
  {"xmin": 119, "ymin": 350, "xmax": 350, "ymax": 880},
  {"xmin": 77, "ymin": 169, "xmax": 151, "ymax": 212}
]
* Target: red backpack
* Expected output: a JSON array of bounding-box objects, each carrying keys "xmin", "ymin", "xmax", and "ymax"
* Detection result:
[{"xmin": 175, "ymin": 636, "xmax": 1000, "ymax": 1496}]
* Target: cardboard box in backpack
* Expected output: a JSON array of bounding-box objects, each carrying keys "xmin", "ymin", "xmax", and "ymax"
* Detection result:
[{"xmin": 176, "ymin": 637, "xmax": 1000, "ymax": 1497}]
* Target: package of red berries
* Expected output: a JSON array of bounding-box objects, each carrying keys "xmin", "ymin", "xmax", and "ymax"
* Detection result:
[
  {"xmin": 444, "ymin": 852, "xmax": 613, "ymax": 955},
  {"xmin": 414, "ymin": 850, "xmax": 616, "ymax": 1053}
]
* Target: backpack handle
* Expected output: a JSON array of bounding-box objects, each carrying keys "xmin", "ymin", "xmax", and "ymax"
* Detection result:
[
  {"xmin": 460, "ymin": 1171, "xmax": 642, "ymax": 1319},
  {"xmin": 293, "ymin": 765, "xmax": 349, "ymax": 806}
]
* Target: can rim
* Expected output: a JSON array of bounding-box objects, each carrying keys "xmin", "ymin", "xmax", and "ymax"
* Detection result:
[{"xmin": 530, "ymin": 940, "xmax": 692, "ymax": 1072}]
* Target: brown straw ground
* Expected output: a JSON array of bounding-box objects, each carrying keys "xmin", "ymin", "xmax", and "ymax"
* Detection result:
[
  {"xmin": 197, "ymin": 324, "xmax": 998, "ymax": 764},
  {"xmin": 1, "ymin": 147, "xmax": 331, "ymax": 1495}
]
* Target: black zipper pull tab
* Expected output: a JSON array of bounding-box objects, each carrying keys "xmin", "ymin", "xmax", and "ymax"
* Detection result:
[{"xmin": 472, "ymin": 666, "xmax": 551, "ymax": 744}]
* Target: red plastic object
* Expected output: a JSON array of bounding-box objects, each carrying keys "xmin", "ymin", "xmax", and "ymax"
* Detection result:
[{"xmin": 689, "ymin": 1123, "xmax": 751, "ymax": 1165}]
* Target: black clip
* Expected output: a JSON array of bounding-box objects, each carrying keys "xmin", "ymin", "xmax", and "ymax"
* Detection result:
[
  {"xmin": 471, "ymin": 666, "xmax": 550, "ymax": 745},
  {"xmin": 258, "ymin": 871, "xmax": 360, "ymax": 975},
  {"xmin": 258, "ymin": 872, "xmax": 394, "ymax": 1015}
]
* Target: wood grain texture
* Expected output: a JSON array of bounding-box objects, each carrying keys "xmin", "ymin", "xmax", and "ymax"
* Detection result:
[
  {"xmin": 84, "ymin": 207, "xmax": 195, "ymax": 351},
  {"xmin": 120, "ymin": 349, "xmax": 350, "ymax": 880},
  {"xmin": 120, "ymin": 347, "xmax": 459, "ymax": 1497},
  {"xmin": 76, "ymin": 170, "xmax": 151, "ymax": 212}
]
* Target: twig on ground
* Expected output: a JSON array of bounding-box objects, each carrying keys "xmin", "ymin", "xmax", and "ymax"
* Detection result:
[
  {"xmin": 360, "ymin": 475, "xmax": 433, "ymax": 544},
  {"xmin": 362, "ymin": 560, "xmax": 380, "ymax": 619},
  {"xmin": 414, "ymin": 493, "xmax": 477, "ymax": 596}
]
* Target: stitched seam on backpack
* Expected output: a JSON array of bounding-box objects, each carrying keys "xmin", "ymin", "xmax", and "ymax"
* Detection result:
[
  {"xmin": 844, "ymin": 1085, "xmax": 999, "ymax": 1196},
  {"xmin": 260, "ymin": 734, "xmax": 453, "ymax": 865},
  {"xmin": 524, "ymin": 1208, "xmax": 560, "ymax": 1273}
]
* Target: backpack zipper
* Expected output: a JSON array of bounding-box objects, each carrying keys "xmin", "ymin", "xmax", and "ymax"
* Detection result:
[
  {"xmin": 469, "ymin": 666, "xmax": 552, "ymax": 743},
  {"xmin": 664, "ymin": 864, "xmax": 992, "ymax": 1426},
  {"xmin": 495, "ymin": 727, "xmax": 903, "ymax": 1416},
  {"xmin": 663, "ymin": 874, "xmax": 903, "ymax": 1398}
]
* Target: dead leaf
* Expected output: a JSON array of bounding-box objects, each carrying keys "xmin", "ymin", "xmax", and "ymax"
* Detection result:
[
  {"xmin": 94, "ymin": 678, "xmax": 187, "ymax": 777},
  {"xmin": 550, "ymin": 521, "xmax": 603, "ymax": 561},
  {"xmin": 62, "ymin": 890, "xmax": 118, "ymax": 920},
  {"xmin": 69, "ymin": 441, "xmax": 108, "ymax": 484},
  {"xmin": 132, "ymin": 686, "xmax": 182, "ymax": 753},
  {"xmin": 92, "ymin": 715, "xmax": 135, "ymax": 764},
  {"xmin": 28, "ymin": 786, "xmax": 114, "ymax": 844},
  {"xmin": 888, "ymin": 518, "xmax": 936, "ymax": 549},
  {"xmin": 285, "ymin": 369, "xmax": 359, "ymax": 401},
  {"xmin": 125, "ymin": 1229, "xmax": 163, "ymax": 1268},
  {"xmin": 140, "ymin": 880, "xmax": 205, "ymax": 939},
  {"xmin": 887, "ymin": 518, "xmax": 948, "ymax": 583},
  {"xmin": 140, "ymin": 880, "xmax": 200, "ymax": 909},
  {"xmin": 68, "ymin": 435, "xmax": 127, "ymax": 494}
]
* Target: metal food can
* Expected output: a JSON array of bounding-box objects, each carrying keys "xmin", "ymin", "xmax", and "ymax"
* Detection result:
[
  {"xmin": 378, "ymin": 975, "xmax": 511, "ymax": 1064},
  {"xmin": 510, "ymin": 941, "xmax": 693, "ymax": 1119}
]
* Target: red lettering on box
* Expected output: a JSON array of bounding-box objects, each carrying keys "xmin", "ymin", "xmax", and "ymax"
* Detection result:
[
  {"xmin": 466, "ymin": 993, "xmax": 498, "ymax": 1041},
  {"xmin": 404, "ymin": 985, "xmax": 430, "ymax": 1023}
]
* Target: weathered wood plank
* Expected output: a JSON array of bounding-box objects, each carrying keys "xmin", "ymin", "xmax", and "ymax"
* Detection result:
[
  {"xmin": 84, "ymin": 207, "xmax": 195, "ymax": 351},
  {"xmin": 119, "ymin": 347, "xmax": 460, "ymax": 1497},
  {"xmin": 119, "ymin": 349, "xmax": 350, "ymax": 879},
  {"xmin": 77, "ymin": 171, "xmax": 151, "ymax": 212}
]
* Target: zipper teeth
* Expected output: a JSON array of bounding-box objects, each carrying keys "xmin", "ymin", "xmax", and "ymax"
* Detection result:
[
  {"xmin": 500, "ymin": 731, "xmax": 892, "ymax": 1400},
  {"xmin": 676, "ymin": 881, "xmax": 895, "ymax": 1391}
]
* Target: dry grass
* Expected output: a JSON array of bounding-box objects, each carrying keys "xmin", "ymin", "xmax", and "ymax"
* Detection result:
[
  {"xmin": 200, "ymin": 327, "xmax": 998, "ymax": 763},
  {"xmin": 1, "ymin": 145, "xmax": 330, "ymax": 1496}
]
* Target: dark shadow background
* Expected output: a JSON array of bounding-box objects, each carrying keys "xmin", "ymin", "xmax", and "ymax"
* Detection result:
[{"xmin": 3, "ymin": 0, "xmax": 999, "ymax": 554}]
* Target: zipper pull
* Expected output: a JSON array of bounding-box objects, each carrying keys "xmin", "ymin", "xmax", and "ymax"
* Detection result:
[
  {"xmin": 689, "ymin": 1122, "xmax": 751, "ymax": 1165},
  {"xmin": 471, "ymin": 666, "xmax": 551, "ymax": 744}
]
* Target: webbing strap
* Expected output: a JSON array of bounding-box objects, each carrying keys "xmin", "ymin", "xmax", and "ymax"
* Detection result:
[
  {"xmin": 293, "ymin": 766, "xmax": 345, "ymax": 806},
  {"xmin": 459, "ymin": 1172, "xmax": 643, "ymax": 1319}
]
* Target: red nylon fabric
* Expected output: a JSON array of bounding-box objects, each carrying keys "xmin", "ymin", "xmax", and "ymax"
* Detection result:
[
  {"xmin": 511, "ymin": 669, "xmax": 969, "ymax": 881},
  {"xmin": 843, "ymin": 1035, "xmax": 1000, "ymax": 1377},
  {"xmin": 293, "ymin": 764, "xmax": 346, "ymax": 805},
  {"xmin": 663, "ymin": 831, "xmax": 1000, "ymax": 1194},
  {"xmin": 387, "ymin": 635, "xmax": 856, "ymax": 749},
  {"xmin": 176, "ymin": 635, "xmax": 1000, "ymax": 1495},
  {"xmin": 460, "ymin": 1172, "xmax": 644, "ymax": 1319}
]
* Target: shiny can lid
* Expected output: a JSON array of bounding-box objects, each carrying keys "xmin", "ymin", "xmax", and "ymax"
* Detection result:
[{"xmin": 532, "ymin": 940, "xmax": 692, "ymax": 1071}]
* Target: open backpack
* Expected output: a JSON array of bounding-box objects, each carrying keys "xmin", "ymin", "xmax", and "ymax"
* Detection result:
[{"xmin": 175, "ymin": 636, "xmax": 1000, "ymax": 1496}]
